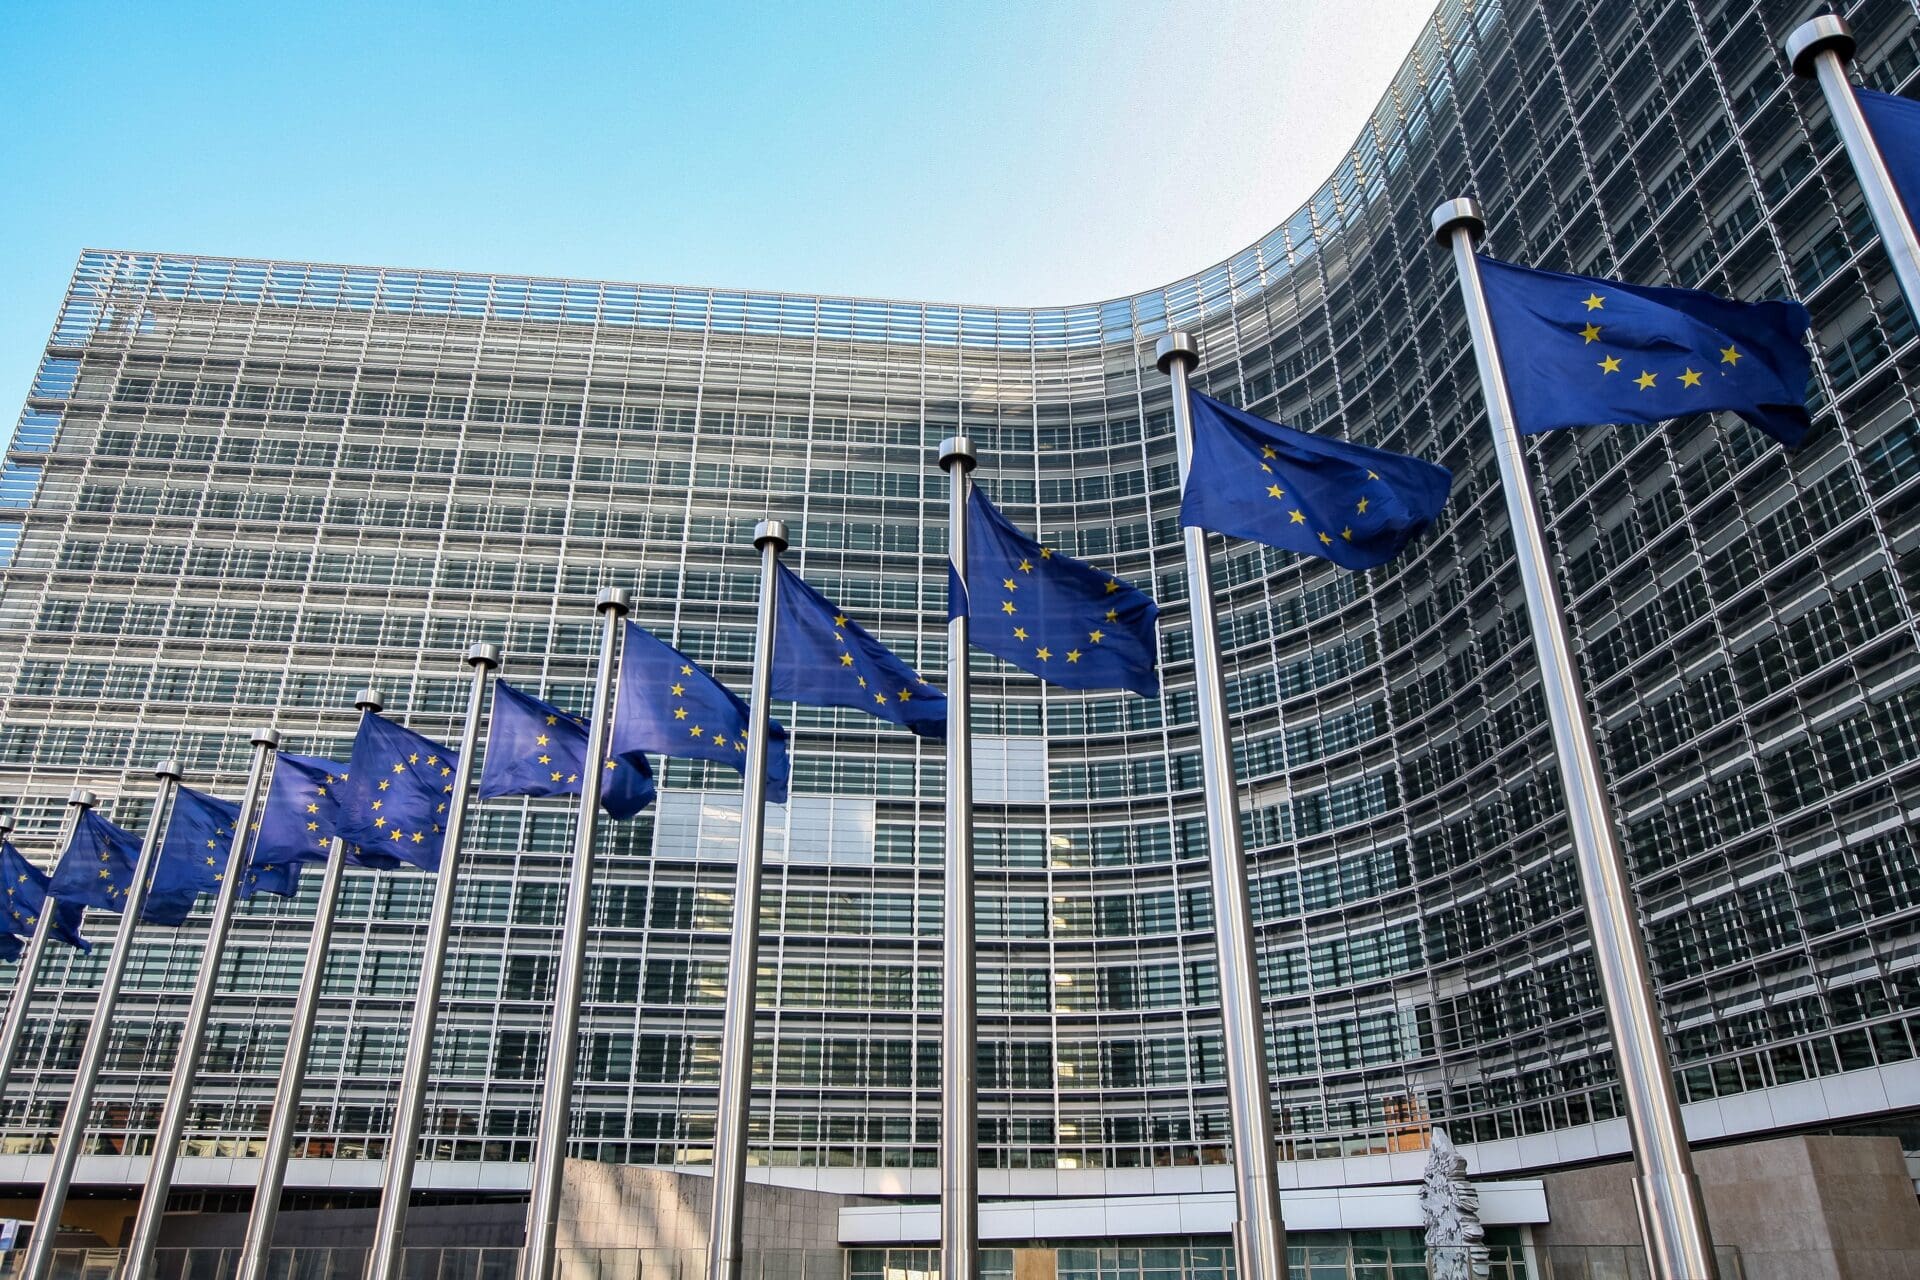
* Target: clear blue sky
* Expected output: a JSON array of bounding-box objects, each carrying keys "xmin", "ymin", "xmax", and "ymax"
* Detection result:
[{"xmin": 0, "ymin": 1, "xmax": 1435, "ymax": 423}]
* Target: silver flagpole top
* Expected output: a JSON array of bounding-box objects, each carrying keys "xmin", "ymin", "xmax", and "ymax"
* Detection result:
[
  {"xmin": 754, "ymin": 520, "xmax": 789, "ymax": 553},
  {"xmin": 355, "ymin": 689, "xmax": 386, "ymax": 713},
  {"xmin": 465, "ymin": 643, "xmax": 503, "ymax": 670},
  {"xmin": 154, "ymin": 760, "xmax": 184, "ymax": 782},
  {"xmin": 1431, "ymin": 198, "xmax": 1486, "ymax": 245},
  {"xmin": 251, "ymin": 727, "xmax": 282, "ymax": 749},
  {"xmin": 596, "ymin": 587, "xmax": 634, "ymax": 616},
  {"xmin": 1787, "ymin": 15, "xmax": 1855, "ymax": 78},
  {"xmin": 1155, "ymin": 331, "xmax": 1198, "ymax": 373},
  {"xmin": 67, "ymin": 788, "xmax": 96, "ymax": 809},
  {"xmin": 0, "ymin": 815, "xmax": 13, "ymax": 839},
  {"xmin": 938, "ymin": 436, "xmax": 976, "ymax": 473}
]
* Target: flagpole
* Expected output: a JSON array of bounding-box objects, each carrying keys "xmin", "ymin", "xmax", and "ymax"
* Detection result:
[
  {"xmin": 0, "ymin": 791, "xmax": 96, "ymax": 1105},
  {"xmin": 366, "ymin": 644, "xmax": 501, "ymax": 1280},
  {"xmin": 706, "ymin": 519, "xmax": 786, "ymax": 1280},
  {"xmin": 1432, "ymin": 199, "xmax": 1717, "ymax": 1280},
  {"xmin": 237, "ymin": 688, "xmax": 382, "ymax": 1280},
  {"xmin": 935, "ymin": 438, "xmax": 979, "ymax": 1280},
  {"xmin": 1155, "ymin": 335, "xmax": 1290, "ymax": 1280},
  {"xmin": 521, "ymin": 588, "xmax": 632, "ymax": 1280},
  {"xmin": 1787, "ymin": 16, "xmax": 1920, "ymax": 316},
  {"xmin": 125, "ymin": 727, "xmax": 281, "ymax": 1279},
  {"xmin": 22, "ymin": 761, "xmax": 185, "ymax": 1280}
]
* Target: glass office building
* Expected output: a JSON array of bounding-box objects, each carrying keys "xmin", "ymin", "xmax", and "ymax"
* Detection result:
[{"xmin": 2, "ymin": 0, "xmax": 1920, "ymax": 1220}]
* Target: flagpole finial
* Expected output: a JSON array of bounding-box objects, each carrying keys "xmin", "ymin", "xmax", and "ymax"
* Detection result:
[
  {"xmin": 67, "ymin": 788, "xmax": 96, "ymax": 810},
  {"xmin": 1787, "ymin": 15, "xmax": 1855, "ymax": 78},
  {"xmin": 154, "ymin": 760, "xmax": 183, "ymax": 782},
  {"xmin": 355, "ymin": 689, "xmax": 386, "ymax": 713},
  {"xmin": 938, "ymin": 436, "xmax": 976, "ymax": 473},
  {"xmin": 1155, "ymin": 332, "xmax": 1198, "ymax": 373},
  {"xmin": 0, "ymin": 815, "xmax": 13, "ymax": 839},
  {"xmin": 595, "ymin": 587, "xmax": 633, "ymax": 617},
  {"xmin": 251, "ymin": 727, "xmax": 282, "ymax": 749},
  {"xmin": 753, "ymin": 519, "xmax": 789, "ymax": 554},
  {"xmin": 1431, "ymin": 198, "xmax": 1486, "ymax": 246},
  {"xmin": 465, "ymin": 643, "xmax": 503, "ymax": 671}
]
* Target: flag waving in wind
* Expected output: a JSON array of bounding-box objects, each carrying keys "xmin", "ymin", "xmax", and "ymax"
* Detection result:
[
  {"xmin": 611, "ymin": 622, "xmax": 791, "ymax": 805},
  {"xmin": 959, "ymin": 488, "xmax": 1160, "ymax": 698},
  {"xmin": 1180, "ymin": 390, "xmax": 1452, "ymax": 570},
  {"xmin": 771, "ymin": 563, "xmax": 946, "ymax": 738},
  {"xmin": 479, "ymin": 680, "xmax": 657, "ymax": 818},
  {"xmin": 0, "ymin": 840, "xmax": 89, "ymax": 951},
  {"xmin": 143, "ymin": 787, "xmax": 240, "ymax": 926},
  {"xmin": 336, "ymin": 712, "xmax": 460, "ymax": 872},
  {"xmin": 1858, "ymin": 89, "xmax": 1920, "ymax": 235},
  {"xmin": 49, "ymin": 810, "xmax": 142, "ymax": 913},
  {"xmin": 1476, "ymin": 255, "xmax": 1813, "ymax": 446},
  {"xmin": 253, "ymin": 753, "xmax": 347, "ymax": 867}
]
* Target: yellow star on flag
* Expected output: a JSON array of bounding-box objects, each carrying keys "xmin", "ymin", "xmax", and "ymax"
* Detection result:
[{"xmin": 1679, "ymin": 368, "xmax": 1703, "ymax": 388}]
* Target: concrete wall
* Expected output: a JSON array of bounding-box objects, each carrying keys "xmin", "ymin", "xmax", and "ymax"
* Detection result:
[{"xmin": 1533, "ymin": 1134, "xmax": 1920, "ymax": 1280}]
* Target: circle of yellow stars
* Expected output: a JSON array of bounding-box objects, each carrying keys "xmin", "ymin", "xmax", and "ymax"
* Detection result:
[
  {"xmin": 998, "ymin": 546, "xmax": 1125, "ymax": 664},
  {"xmin": 670, "ymin": 663, "xmax": 749, "ymax": 756},
  {"xmin": 366, "ymin": 752, "xmax": 452, "ymax": 846},
  {"xmin": 1580, "ymin": 293, "xmax": 1738, "ymax": 393}
]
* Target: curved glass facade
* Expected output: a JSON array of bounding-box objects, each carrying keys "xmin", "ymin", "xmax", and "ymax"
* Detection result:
[{"xmin": 2, "ymin": 0, "xmax": 1920, "ymax": 1192}]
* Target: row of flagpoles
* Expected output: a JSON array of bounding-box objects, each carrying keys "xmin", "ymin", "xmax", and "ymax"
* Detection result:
[{"xmin": 0, "ymin": 16, "xmax": 1914, "ymax": 1280}]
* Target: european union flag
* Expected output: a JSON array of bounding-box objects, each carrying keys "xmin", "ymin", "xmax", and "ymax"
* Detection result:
[
  {"xmin": 0, "ymin": 841, "xmax": 90, "ymax": 952},
  {"xmin": 241, "ymin": 862, "xmax": 302, "ymax": 900},
  {"xmin": 959, "ymin": 488, "xmax": 1161, "ymax": 698},
  {"xmin": 478, "ymin": 680, "xmax": 657, "ymax": 819},
  {"xmin": 336, "ymin": 712, "xmax": 460, "ymax": 872},
  {"xmin": 1180, "ymin": 390, "xmax": 1452, "ymax": 570},
  {"xmin": 1860, "ymin": 90, "xmax": 1920, "ymax": 236},
  {"xmin": 610, "ymin": 622, "xmax": 791, "ymax": 805},
  {"xmin": 142, "ymin": 787, "xmax": 241, "ymax": 926},
  {"xmin": 1477, "ymin": 255, "xmax": 1813, "ymax": 446},
  {"xmin": 253, "ymin": 753, "xmax": 346, "ymax": 867},
  {"xmin": 771, "ymin": 564, "xmax": 946, "ymax": 738},
  {"xmin": 50, "ymin": 810, "xmax": 142, "ymax": 913}
]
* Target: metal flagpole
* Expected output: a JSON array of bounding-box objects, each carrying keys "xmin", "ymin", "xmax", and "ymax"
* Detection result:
[
  {"xmin": 1154, "ymin": 335, "xmax": 1290, "ymax": 1280},
  {"xmin": 1787, "ymin": 16, "xmax": 1920, "ymax": 317},
  {"xmin": 706, "ymin": 519, "xmax": 786, "ymax": 1280},
  {"xmin": 935, "ymin": 438, "xmax": 979, "ymax": 1280},
  {"xmin": 366, "ymin": 644, "xmax": 501, "ymax": 1280},
  {"xmin": 238, "ymin": 690, "xmax": 383, "ymax": 1280},
  {"xmin": 520, "ymin": 588, "xmax": 632, "ymax": 1280},
  {"xmin": 0, "ymin": 790, "xmax": 96, "ymax": 1104},
  {"xmin": 125, "ymin": 727, "xmax": 281, "ymax": 1279},
  {"xmin": 22, "ymin": 761, "xmax": 185, "ymax": 1280},
  {"xmin": 1432, "ymin": 199, "xmax": 1717, "ymax": 1280}
]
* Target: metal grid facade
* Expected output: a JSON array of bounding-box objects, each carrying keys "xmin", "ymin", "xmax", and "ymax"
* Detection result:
[{"xmin": 2, "ymin": 0, "xmax": 1920, "ymax": 1187}]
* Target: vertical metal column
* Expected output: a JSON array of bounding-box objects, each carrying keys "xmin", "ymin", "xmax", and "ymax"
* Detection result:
[
  {"xmin": 125, "ymin": 728, "xmax": 282, "ymax": 1279},
  {"xmin": 521, "ymin": 589, "xmax": 632, "ymax": 1280},
  {"xmin": 706, "ymin": 520, "xmax": 786, "ymax": 1280},
  {"xmin": 366, "ymin": 645, "xmax": 501, "ymax": 1280},
  {"xmin": 238, "ymin": 689, "xmax": 383, "ymax": 1280},
  {"xmin": 23, "ymin": 762, "xmax": 185, "ymax": 1280},
  {"xmin": 1787, "ymin": 17, "xmax": 1920, "ymax": 316},
  {"xmin": 0, "ymin": 790, "xmax": 96, "ymax": 1104},
  {"xmin": 936, "ymin": 438, "xmax": 979, "ymax": 1280},
  {"xmin": 1156, "ymin": 335, "xmax": 1290, "ymax": 1280},
  {"xmin": 1433, "ymin": 198, "xmax": 1717, "ymax": 1280}
]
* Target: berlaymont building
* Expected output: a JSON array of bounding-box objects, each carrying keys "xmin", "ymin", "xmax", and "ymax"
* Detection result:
[{"xmin": 4, "ymin": 0, "xmax": 1920, "ymax": 1274}]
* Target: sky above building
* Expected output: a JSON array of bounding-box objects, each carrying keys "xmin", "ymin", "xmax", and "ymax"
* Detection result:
[{"xmin": 0, "ymin": 1, "xmax": 1438, "ymax": 423}]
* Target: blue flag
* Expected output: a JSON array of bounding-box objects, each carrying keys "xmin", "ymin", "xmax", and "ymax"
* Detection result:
[
  {"xmin": 50, "ymin": 810, "xmax": 142, "ymax": 914},
  {"xmin": 478, "ymin": 680, "xmax": 657, "ymax": 819},
  {"xmin": 1180, "ymin": 390, "xmax": 1452, "ymax": 570},
  {"xmin": 958, "ymin": 488, "xmax": 1161, "ymax": 698},
  {"xmin": 771, "ymin": 564, "xmax": 946, "ymax": 738},
  {"xmin": 336, "ymin": 712, "xmax": 461, "ymax": 872},
  {"xmin": 1477, "ymin": 255, "xmax": 1813, "ymax": 447},
  {"xmin": 241, "ymin": 861, "xmax": 302, "ymax": 900},
  {"xmin": 142, "ymin": 786, "xmax": 241, "ymax": 926},
  {"xmin": 1860, "ymin": 90, "xmax": 1920, "ymax": 237},
  {"xmin": 610, "ymin": 622, "xmax": 791, "ymax": 805},
  {"xmin": 254, "ymin": 753, "xmax": 347, "ymax": 867},
  {"xmin": 0, "ymin": 841, "xmax": 90, "ymax": 952}
]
